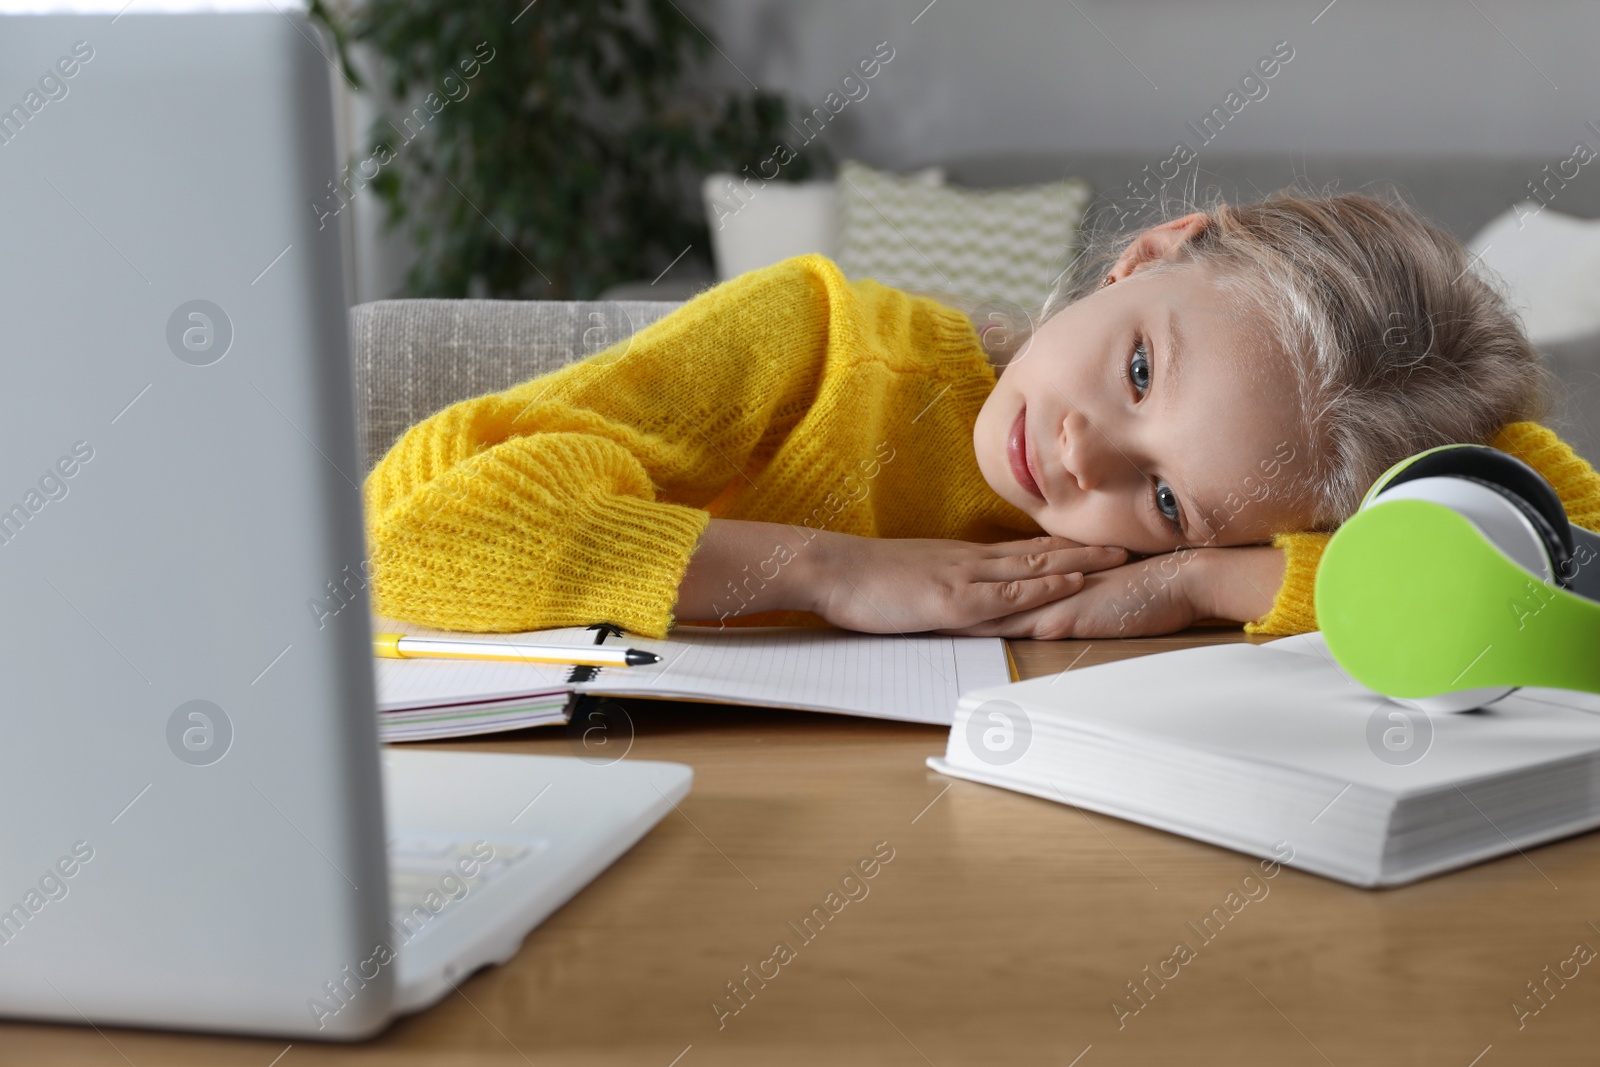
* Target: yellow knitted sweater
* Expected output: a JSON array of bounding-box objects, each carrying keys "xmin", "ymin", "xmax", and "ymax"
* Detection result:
[
  {"xmin": 364, "ymin": 254, "xmax": 1039, "ymax": 638},
  {"xmin": 362, "ymin": 253, "xmax": 1600, "ymax": 639}
]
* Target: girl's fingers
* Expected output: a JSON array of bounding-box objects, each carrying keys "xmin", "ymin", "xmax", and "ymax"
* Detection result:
[
  {"xmin": 979, "ymin": 534, "xmax": 1091, "ymax": 556},
  {"xmin": 972, "ymin": 545, "xmax": 1126, "ymax": 582},
  {"xmin": 938, "ymin": 596, "xmax": 1076, "ymax": 638},
  {"xmin": 968, "ymin": 571, "xmax": 1084, "ymax": 619}
]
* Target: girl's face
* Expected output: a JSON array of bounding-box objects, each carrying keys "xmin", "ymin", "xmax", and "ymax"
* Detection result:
[{"xmin": 972, "ymin": 260, "xmax": 1316, "ymax": 554}]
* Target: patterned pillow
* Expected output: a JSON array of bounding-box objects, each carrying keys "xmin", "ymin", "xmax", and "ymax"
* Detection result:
[
  {"xmin": 701, "ymin": 166, "xmax": 944, "ymax": 282},
  {"xmin": 834, "ymin": 158, "xmax": 1093, "ymax": 314}
]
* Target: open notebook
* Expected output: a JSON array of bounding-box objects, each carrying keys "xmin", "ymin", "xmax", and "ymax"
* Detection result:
[{"xmin": 371, "ymin": 615, "xmax": 1015, "ymax": 741}]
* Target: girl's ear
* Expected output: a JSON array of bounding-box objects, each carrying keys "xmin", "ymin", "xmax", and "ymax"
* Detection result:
[{"xmin": 1106, "ymin": 212, "xmax": 1210, "ymax": 283}]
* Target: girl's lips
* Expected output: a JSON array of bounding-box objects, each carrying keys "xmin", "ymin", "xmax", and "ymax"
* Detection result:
[{"xmin": 1008, "ymin": 407, "xmax": 1045, "ymax": 500}]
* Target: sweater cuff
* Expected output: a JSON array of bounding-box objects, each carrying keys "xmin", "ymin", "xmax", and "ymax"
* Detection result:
[
  {"xmin": 541, "ymin": 494, "xmax": 712, "ymax": 639},
  {"xmin": 1242, "ymin": 531, "xmax": 1328, "ymax": 636}
]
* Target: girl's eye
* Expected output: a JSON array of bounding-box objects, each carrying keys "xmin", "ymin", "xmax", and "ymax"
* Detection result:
[
  {"xmin": 1128, "ymin": 336, "xmax": 1152, "ymax": 396},
  {"xmin": 1154, "ymin": 479, "xmax": 1182, "ymax": 532}
]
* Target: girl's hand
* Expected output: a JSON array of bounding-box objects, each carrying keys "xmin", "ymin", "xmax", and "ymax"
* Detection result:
[
  {"xmin": 803, "ymin": 532, "xmax": 1129, "ymax": 634},
  {"xmin": 933, "ymin": 544, "xmax": 1287, "ymax": 639}
]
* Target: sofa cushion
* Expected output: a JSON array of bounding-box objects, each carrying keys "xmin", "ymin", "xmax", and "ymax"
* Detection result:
[
  {"xmin": 1468, "ymin": 202, "xmax": 1600, "ymax": 346},
  {"xmin": 701, "ymin": 165, "xmax": 944, "ymax": 282},
  {"xmin": 833, "ymin": 158, "xmax": 1092, "ymax": 313}
]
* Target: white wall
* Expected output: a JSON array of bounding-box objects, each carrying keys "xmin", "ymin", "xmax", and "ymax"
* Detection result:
[
  {"xmin": 694, "ymin": 0, "xmax": 1600, "ymax": 165},
  {"xmin": 339, "ymin": 0, "xmax": 1600, "ymax": 300}
]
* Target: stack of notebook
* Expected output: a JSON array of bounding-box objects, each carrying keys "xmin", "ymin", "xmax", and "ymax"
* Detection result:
[
  {"xmin": 930, "ymin": 632, "xmax": 1600, "ymax": 887},
  {"xmin": 371, "ymin": 615, "xmax": 1014, "ymax": 741}
]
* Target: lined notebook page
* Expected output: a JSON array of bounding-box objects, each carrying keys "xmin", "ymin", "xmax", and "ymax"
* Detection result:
[
  {"xmin": 579, "ymin": 626, "xmax": 1011, "ymax": 725},
  {"xmin": 371, "ymin": 616, "xmax": 1010, "ymax": 724}
]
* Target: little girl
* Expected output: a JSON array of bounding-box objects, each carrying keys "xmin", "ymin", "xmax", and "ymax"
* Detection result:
[{"xmin": 362, "ymin": 187, "xmax": 1600, "ymax": 640}]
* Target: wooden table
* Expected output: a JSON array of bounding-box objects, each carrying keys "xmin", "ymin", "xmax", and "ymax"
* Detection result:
[{"xmin": 7, "ymin": 627, "xmax": 1599, "ymax": 1065}]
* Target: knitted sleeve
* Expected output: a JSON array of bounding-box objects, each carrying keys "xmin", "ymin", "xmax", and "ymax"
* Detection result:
[
  {"xmin": 1494, "ymin": 420, "xmax": 1600, "ymax": 533},
  {"xmin": 362, "ymin": 258, "xmax": 837, "ymax": 638},
  {"xmin": 1242, "ymin": 421, "xmax": 1600, "ymax": 636},
  {"xmin": 1239, "ymin": 530, "xmax": 1328, "ymax": 636}
]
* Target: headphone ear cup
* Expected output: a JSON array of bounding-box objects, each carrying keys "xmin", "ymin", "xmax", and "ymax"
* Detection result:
[
  {"xmin": 1322, "ymin": 451, "xmax": 1600, "ymax": 703},
  {"xmin": 1317, "ymin": 487, "xmax": 1576, "ymax": 703},
  {"xmin": 1367, "ymin": 476, "xmax": 1555, "ymax": 584},
  {"xmin": 1335, "ymin": 476, "xmax": 1546, "ymax": 711},
  {"xmin": 1373, "ymin": 444, "xmax": 1576, "ymax": 582}
]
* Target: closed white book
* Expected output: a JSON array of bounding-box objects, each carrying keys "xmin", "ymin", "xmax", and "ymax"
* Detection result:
[{"xmin": 928, "ymin": 633, "xmax": 1600, "ymax": 887}]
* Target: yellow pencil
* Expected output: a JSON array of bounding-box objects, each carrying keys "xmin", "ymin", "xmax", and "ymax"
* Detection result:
[{"xmin": 372, "ymin": 633, "xmax": 660, "ymax": 668}]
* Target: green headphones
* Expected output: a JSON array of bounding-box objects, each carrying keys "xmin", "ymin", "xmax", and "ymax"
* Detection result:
[{"xmin": 1316, "ymin": 443, "xmax": 1600, "ymax": 712}]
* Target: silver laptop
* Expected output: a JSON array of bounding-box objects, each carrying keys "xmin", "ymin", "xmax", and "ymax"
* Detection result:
[{"xmin": 0, "ymin": 7, "xmax": 691, "ymax": 1039}]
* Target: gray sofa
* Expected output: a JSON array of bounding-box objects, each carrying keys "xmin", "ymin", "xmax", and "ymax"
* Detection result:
[
  {"xmin": 350, "ymin": 299, "xmax": 679, "ymax": 473},
  {"xmin": 353, "ymin": 151, "xmax": 1600, "ymax": 471}
]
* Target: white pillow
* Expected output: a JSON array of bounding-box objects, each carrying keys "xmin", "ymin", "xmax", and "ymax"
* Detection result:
[
  {"xmin": 702, "ymin": 166, "xmax": 943, "ymax": 282},
  {"xmin": 1468, "ymin": 203, "xmax": 1600, "ymax": 346}
]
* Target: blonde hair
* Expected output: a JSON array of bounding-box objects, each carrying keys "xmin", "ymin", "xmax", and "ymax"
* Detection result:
[{"xmin": 995, "ymin": 184, "xmax": 1555, "ymax": 531}]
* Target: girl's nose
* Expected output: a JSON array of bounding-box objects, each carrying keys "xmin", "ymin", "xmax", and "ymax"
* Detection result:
[{"xmin": 1059, "ymin": 407, "xmax": 1119, "ymax": 492}]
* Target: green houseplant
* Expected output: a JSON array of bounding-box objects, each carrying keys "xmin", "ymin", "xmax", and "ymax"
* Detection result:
[{"xmin": 311, "ymin": 0, "xmax": 829, "ymax": 299}]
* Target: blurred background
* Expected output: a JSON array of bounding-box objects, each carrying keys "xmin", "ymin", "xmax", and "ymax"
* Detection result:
[{"xmin": 312, "ymin": 0, "xmax": 1600, "ymax": 456}]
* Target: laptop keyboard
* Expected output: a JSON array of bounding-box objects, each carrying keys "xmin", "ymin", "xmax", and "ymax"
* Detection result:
[{"xmin": 387, "ymin": 836, "xmax": 542, "ymax": 935}]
